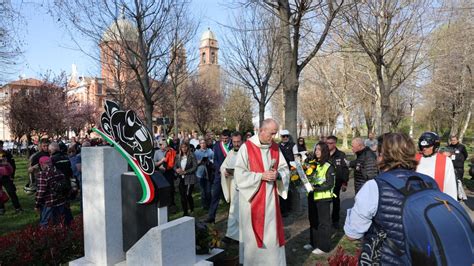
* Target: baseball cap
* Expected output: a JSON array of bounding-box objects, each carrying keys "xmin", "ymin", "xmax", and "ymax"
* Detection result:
[{"xmin": 280, "ymin": 129, "xmax": 290, "ymax": 136}]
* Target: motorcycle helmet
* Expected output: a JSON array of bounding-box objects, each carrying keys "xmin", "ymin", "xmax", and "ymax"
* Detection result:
[{"xmin": 418, "ymin": 132, "xmax": 440, "ymax": 151}]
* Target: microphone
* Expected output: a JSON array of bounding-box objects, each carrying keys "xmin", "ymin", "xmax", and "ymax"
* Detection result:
[{"xmin": 269, "ymin": 159, "xmax": 276, "ymax": 171}]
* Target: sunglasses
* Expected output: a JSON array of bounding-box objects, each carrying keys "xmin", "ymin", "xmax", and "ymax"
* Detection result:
[{"xmin": 282, "ymin": 135, "xmax": 289, "ymax": 138}]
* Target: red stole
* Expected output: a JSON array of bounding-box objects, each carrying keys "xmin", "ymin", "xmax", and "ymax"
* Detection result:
[
  {"xmin": 246, "ymin": 140, "xmax": 285, "ymax": 248},
  {"xmin": 415, "ymin": 153, "xmax": 446, "ymax": 191}
]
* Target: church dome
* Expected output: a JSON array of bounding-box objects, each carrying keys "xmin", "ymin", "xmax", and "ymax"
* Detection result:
[
  {"xmin": 102, "ymin": 18, "xmax": 138, "ymax": 42},
  {"xmin": 200, "ymin": 28, "xmax": 217, "ymax": 41},
  {"xmin": 200, "ymin": 28, "xmax": 218, "ymax": 48}
]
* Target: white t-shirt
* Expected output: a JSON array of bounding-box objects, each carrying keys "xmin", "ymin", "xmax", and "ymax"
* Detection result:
[
  {"xmin": 416, "ymin": 154, "xmax": 457, "ymax": 200},
  {"xmin": 180, "ymin": 156, "xmax": 187, "ymax": 172}
]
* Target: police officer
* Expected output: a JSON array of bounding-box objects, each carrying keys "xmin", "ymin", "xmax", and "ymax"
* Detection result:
[{"xmin": 326, "ymin": 136, "xmax": 349, "ymax": 229}]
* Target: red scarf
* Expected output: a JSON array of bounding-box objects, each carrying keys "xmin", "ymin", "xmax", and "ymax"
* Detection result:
[
  {"xmin": 415, "ymin": 153, "xmax": 446, "ymax": 191},
  {"xmin": 246, "ymin": 140, "xmax": 285, "ymax": 248}
]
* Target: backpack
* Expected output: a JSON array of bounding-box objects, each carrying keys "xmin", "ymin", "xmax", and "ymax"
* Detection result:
[
  {"xmin": 164, "ymin": 149, "xmax": 176, "ymax": 170},
  {"xmin": 50, "ymin": 171, "xmax": 71, "ymax": 198},
  {"xmin": 377, "ymin": 172, "xmax": 474, "ymax": 265}
]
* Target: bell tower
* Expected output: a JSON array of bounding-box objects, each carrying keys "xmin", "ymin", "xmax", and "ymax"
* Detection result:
[{"xmin": 198, "ymin": 28, "xmax": 220, "ymax": 92}]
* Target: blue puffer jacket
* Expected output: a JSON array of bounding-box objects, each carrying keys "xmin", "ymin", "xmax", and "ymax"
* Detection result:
[{"xmin": 361, "ymin": 169, "xmax": 435, "ymax": 265}]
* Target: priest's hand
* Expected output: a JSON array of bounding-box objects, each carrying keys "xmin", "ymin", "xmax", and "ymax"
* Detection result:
[{"xmin": 262, "ymin": 170, "xmax": 277, "ymax": 182}]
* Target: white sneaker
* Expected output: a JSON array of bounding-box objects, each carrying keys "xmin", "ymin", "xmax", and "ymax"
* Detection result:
[
  {"xmin": 312, "ymin": 248, "xmax": 327, "ymax": 255},
  {"xmin": 303, "ymin": 244, "xmax": 313, "ymax": 250}
]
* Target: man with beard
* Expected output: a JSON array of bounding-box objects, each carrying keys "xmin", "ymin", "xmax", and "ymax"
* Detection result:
[{"xmin": 220, "ymin": 131, "xmax": 243, "ymax": 242}]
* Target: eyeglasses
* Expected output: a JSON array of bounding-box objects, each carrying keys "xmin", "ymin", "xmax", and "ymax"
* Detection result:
[{"xmin": 282, "ymin": 135, "xmax": 289, "ymax": 138}]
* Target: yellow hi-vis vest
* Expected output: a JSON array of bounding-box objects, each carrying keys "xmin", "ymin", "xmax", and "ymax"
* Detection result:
[{"xmin": 310, "ymin": 162, "xmax": 335, "ymax": 201}]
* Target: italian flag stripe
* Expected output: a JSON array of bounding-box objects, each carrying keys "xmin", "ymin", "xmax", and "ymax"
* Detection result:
[{"xmin": 92, "ymin": 128, "xmax": 155, "ymax": 204}]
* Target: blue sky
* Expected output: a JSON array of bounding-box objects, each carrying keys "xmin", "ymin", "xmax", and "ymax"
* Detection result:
[{"xmin": 8, "ymin": 0, "xmax": 230, "ymax": 82}]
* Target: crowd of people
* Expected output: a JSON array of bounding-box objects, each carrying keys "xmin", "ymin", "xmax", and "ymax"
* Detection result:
[
  {"xmin": 152, "ymin": 121, "xmax": 473, "ymax": 264},
  {"xmin": 0, "ymin": 123, "xmax": 473, "ymax": 264},
  {"xmin": 0, "ymin": 136, "xmax": 96, "ymax": 225}
]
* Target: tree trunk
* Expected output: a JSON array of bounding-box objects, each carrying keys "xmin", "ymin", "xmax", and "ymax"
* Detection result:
[
  {"xmin": 284, "ymin": 88, "xmax": 298, "ymax": 136},
  {"xmin": 277, "ymin": 0, "xmax": 298, "ymax": 137},
  {"xmin": 409, "ymin": 102, "xmax": 415, "ymax": 138},
  {"xmin": 372, "ymin": 85, "xmax": 382, "ymax": 135},
  {"xmin": 259, "ymin": 101, "xmax": 265, "ymax": 127},
  {"xmin": 450, "ymin": 104, "xmax": 460, "ymax": 137},
  {"xmin": 459, "ymin": 98, "xmax": 473, "ymax": 142},
  {"xmin": 173, "ymin": 91, "xmax": 179, "ymax": 138},
  {"xmin": 342, "ymin": 110, "xmax": 351, "ymax": 149},
  {"xmin": 144, "ymin": 100, "xmax": 153, "ymax": 135},
  {"xmin": 376, "ymin": 66, "xmax": 391, "ymax": 134}
]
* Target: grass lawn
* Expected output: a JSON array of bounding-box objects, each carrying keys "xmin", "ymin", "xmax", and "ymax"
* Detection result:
[
  {"xmin": 0, "ymin": 154, "xmax": 226, "ymax": 236},
  {"xmin": 0, "ymin": 156, "xmax": 81, "ymax": 236}
]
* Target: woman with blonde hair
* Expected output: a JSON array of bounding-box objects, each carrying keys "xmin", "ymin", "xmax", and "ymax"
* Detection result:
[{"xmin": 344, "ymin": 133, "xmax": 473, "ymax": 265}]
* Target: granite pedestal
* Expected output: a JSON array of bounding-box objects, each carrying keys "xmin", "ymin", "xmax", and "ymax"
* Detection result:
[{"xmin": 70, "ymin": 147, "xmax": 128, "ymax": 266}]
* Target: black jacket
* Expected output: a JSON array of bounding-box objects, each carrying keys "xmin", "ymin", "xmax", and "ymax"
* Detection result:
[
  {"xmin": 329, "ymin": 149, "xmax": 349, "ymax": 183},
  {"xmin": 279, "ymin": 141, "xmax": 295, "ymax": 166},
  {"xmin": 51, "ymin": 151, "xmax": 73, "ymax": 179},
  {"xmin": 350, "ymin": 147, "xmax": 378, "ymax": 193},
  {"xmin": 30, "ymin": 151, "xmax": 50, "ymax": 167},
  {"xmin": 448, "ymin": 143, "xmax": 468, "ymax": 169}
]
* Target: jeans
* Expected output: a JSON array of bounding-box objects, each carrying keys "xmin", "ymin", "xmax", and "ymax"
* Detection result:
[
  {"xmin": 207, "ymin": 177, "xmax": 223, "ymax": 220},
  {"xmin": 178, "ymin": 178, "xmax": 194, "ymax": 215},
  {"xmin": 39, "ymin": 204, "xmax": 73, "ymax": 227},
  {"xmin": 199, "ymin": 177, "xmax": 211, "ymax": 210},
  {"xmin": 0, "ymin": 175, "xmax": 21, "ymax": 210}
]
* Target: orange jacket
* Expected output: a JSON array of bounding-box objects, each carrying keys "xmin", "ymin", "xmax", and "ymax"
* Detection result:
[{"xmin": 164, "ymin": 148, "xmax": 176, "ymax": 170}]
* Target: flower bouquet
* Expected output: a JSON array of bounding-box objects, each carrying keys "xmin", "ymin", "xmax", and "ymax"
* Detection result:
[{"xmin": 289, "ymin": 160, "xmax": 315, "ymax": 193}]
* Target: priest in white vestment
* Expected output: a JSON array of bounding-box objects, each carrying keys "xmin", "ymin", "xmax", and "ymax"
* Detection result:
[
  {"xmin": 234, "ymin": 118, "xmax": 290, "ymax": 266},
  {"xmin": 221, "ymin": 132, "xmax": 243, "ymax": 241},
  {"xmin": 416, "ymin": 132, "xmax": 458, "ymax": 200}
]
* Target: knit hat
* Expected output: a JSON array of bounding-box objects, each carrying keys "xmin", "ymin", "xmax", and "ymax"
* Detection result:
[{"xmin": 39, "ymin": 156, "xmax": 51, "ymax": 165}]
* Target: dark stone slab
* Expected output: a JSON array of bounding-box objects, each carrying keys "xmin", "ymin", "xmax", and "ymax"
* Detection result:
[{"xmin": 121, "ymin": 172, "xmax": 158, "ymax": 252}]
